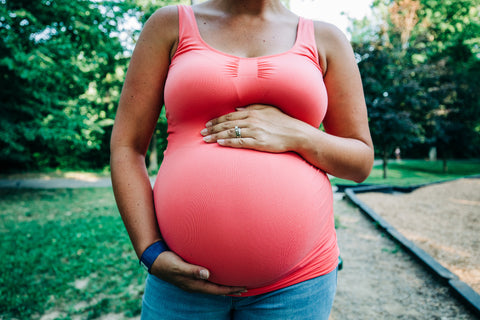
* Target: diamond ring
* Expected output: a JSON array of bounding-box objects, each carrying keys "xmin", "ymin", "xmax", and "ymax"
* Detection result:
[{"xmin": 234, "ymin": 126, "xmax": 241, "ymax": 138}]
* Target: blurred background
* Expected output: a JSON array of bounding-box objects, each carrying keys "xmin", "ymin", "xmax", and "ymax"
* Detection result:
[
  {"xmin": 1, "ymin": 0, "xmax": 479, "ymax": 319},
  {"xmin": 1, "ymin": 0, "xmax": 479, "ymax": 178}
]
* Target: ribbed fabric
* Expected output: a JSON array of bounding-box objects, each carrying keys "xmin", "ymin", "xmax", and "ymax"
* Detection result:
[{"xmin": 153, "ymin": 5, "xmax": 339, "ymax": 296}]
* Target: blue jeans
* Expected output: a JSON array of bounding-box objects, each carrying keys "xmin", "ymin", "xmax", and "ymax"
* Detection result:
[{"xmin": 141, "ymin": 268, "xmax": 337, "ymax": 320}]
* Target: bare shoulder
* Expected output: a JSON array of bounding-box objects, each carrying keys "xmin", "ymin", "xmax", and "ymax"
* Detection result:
[
  {"xmin": 313, "ymin": 20, "xmax": 349, "ymax": 42},
  {"xmin": 138, "ymin": 5, "xmax": 179, "ymax": 50},
  {"xmin": 147, "ymin": 5, "xmax": 179, "ymax": 32},
  {"xmin": 312, "ymin": 21, "xmax": 354, "ymax": 74},
  {"xmin": 148, "ymin": 6, "xmax": 178, "ymax": 27}
]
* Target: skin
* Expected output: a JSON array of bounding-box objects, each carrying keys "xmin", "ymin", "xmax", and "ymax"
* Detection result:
[{"xmin": 110, "ymin": 0, "xmax": 373, "ymax": 296}]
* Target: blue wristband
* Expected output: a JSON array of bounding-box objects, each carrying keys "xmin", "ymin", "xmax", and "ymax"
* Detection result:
[{"xmin": 139, "ymin": 241, "xmax": 169, "ymax": 273}]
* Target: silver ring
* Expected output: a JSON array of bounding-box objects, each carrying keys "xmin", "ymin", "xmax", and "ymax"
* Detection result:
[{"xmin": 234, "ymin": 126, "xmax": 241, "ymax": 138}]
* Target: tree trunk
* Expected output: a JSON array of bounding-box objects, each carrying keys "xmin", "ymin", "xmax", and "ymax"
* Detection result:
[
  {"xmin": 429, "ymin": 147, "xmax": 437, "ymax": 161},
  {"xmin": 383, "ymin": 150, "xmax": 388, "ymax": 179},
  {"xmin": 442, "ymin": 157, "xmax": 448, "ymax": 173},
  {"xmin": 148, "ymin": 133, "xmax": 158, "ymax": 173}
]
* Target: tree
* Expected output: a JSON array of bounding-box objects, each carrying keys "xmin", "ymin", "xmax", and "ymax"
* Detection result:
[
  {"xmin": 0, "ymin": 0, "xmax": 137, "ymax": 171},
  {"xmin": 389, "ymin": 0, "xmax": 421, "ymax": 49},
  {"xmin": 350, "ymin": 0, "xmax": 480, "ymax": 177},
  {"xmin": 353, "ymin": 40, "xmax": 422, "ymax": 178},
  {"xmin": 413, "ymin": 0, "xmax": 480, "ymax": 171}
]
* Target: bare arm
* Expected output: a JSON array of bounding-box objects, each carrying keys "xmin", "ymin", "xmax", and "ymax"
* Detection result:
[
  {"xmin": 110, "ymin": 7, "xmax": 245, "ymax": 295},
  {"xmin": 297, "ymin": 22, "xmax": 374, "ymax": 182},
  {"xmin": 111, "ymin": 7, "xmax": 174, "ymax": 258},
  {"xmin": 201, "ymin": 23, "xmax": 373, "ymax": 182}
]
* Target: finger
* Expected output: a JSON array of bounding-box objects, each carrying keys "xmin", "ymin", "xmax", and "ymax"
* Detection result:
[
  {"xmin": 160, "ymin": 256, "xmax": 247, "ymax": 295},
  {"xmin": 217, "ymin": 138, "xmax": 257, "ymax": 149},
  {"xmin": 181, "ymin": 278, "xmax": 247, "ymax": 296},
  {"xmin": 206, "ymin": 110, "xmax": 248, "ymax": 127},
  {"xmin": 150, "ymin": 250, "xmax": 248, "ymax": 296},
  {"xmin": 203, "ymin": 126, "xmax": 248, "ymax": 143},
  {"xmin": 152, "ymin": 251, "xmax": 206, "ymax": 280},
  {"xmin": 201, "ymin": 121, "xmax": 239, "ymax": 136},
  {"xmin": 243, "ymin": 104, "xmax": 269, "ymax": 111},
  {"xmin": 171, "ymin": 261, "xmax": 247, "ymax": 295},
  {"xmin": 166, "ymin": 253, "xmax": 212, "ymax": 280}
]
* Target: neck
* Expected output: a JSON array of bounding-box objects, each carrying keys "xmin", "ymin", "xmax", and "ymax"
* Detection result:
[{"xmin": 211, "ymin": 0, "xmax": 286, "ymax": 16}]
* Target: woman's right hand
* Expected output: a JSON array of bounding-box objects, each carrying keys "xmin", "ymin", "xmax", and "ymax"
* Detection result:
[{"xmin": 150, "ymin": 251, "xmax": 247, "ymax": 295}]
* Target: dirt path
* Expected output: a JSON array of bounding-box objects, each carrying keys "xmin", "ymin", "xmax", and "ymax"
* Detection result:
[
  {"xmin": 357, "ymin": 179, "xmax": 480, "ymax": 294},
  {"xmin": 0, "ymin": 174, "xmax": 156, "ymax": 189},
  {"xmin": 330, "ymin": 195, "xmax": 478, "ymax": 319}
]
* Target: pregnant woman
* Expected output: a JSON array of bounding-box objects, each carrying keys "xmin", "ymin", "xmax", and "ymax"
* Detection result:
[{"xmin": 110, "ymin": 1, "xmax": 374, "ymax": 319}]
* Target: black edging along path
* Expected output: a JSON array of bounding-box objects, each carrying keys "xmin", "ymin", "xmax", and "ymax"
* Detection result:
[{"xmin": 343, "ymin": 179, "xmax": 480, "ymax": 317}]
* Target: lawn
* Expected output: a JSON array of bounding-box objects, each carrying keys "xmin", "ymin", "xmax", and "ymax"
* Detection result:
[
  {"xmin": 330, "ymin": 159, "xmax": 480, "ymax": 187},
  {"xmin": 0, "ymin": 188, "xmax": 144, "ymax": 320}
]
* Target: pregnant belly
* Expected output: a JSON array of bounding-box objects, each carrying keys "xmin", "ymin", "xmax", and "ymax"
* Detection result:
[{"xmin": 153, "ymin": 146, "xmax": 333, "ymax": 288}]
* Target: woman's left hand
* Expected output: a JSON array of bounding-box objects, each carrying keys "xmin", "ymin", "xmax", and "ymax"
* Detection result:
[{"xmin": 201, "ymin": 104, "xmax": 308, "ymax": 153}]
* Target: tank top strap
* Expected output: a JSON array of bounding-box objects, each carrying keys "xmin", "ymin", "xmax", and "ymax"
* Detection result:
[
  {"xmin": 295, "ymin": 18, "xmax": 321, "ymax": 70},
  {"xmin": 174, "ymin": 5, "xmax": 203, "ymax": 56}
]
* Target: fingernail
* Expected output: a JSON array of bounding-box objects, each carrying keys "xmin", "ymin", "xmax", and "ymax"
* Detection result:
[
  {"xmin": 205, "ymin": 121, "xmax": 212, "ymax": 127},
  {"xmin": 200, "ymin": 270, "xmax": 209, "ymax": 280},
  {"xmin": 200, "ymin": 128, "xmax": 208, "ymax": 135},
  {"xmin": 232, "ymin": 290, "xmax": 248, "ymax": 296},
  {"xmin": 217, "ymin": 139, "xmax": 225, "ymax": 145},
  {"xmin": 203, "ymin": 135, "xmax": 212, "ymax": 142}
]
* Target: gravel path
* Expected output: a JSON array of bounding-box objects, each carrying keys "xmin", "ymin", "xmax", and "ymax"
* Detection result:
[
  {"xmin": 330, "ymin": 195, "xmax": 478, "ymax": 319},
  {"xmin": 357, "ymin": 179, "xmax": 480, "ymax": 294}
]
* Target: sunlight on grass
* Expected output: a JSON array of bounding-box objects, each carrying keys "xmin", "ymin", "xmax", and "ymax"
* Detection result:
[
  {"xmin": 0, "ymin": 188, "xmax": 144, "ymax": 319},
  {"xmin": 330, "ymin": 159, "xmax": 480, "ymax": 187}
]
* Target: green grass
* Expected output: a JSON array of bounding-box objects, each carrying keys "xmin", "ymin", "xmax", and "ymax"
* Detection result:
[
  {"xmin": 330, "ymin": 159, "xmax": 480, "ymax": 187},
  {"xmin": 0, "ymin": 188, "xmax": 144, "ymax": 320}
]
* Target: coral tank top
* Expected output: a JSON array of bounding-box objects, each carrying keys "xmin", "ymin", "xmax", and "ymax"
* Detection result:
[{"xmin": 153, "ymin": 5, "xmax": 339, "ymax": 296}]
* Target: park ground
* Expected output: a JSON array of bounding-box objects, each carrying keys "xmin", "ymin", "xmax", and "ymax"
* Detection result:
[
  {"xmin": 0, "ymin": 161, "xmax": 479, "ymax": 319},
  {"xmin": 330, "ymin": 178, "xmax": 479, "ymax": 319}
]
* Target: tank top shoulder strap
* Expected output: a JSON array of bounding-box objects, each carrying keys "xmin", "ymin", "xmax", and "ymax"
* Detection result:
[
  {"xmin": 176, "ymin": 5, "xmax": 197, "ymax": 40},
  {"xmin": 174, "ymin": 5, "xmax": 202, "ymax": 56},
  {"xmin": 294, "ymin": 17, "xmax": 320, "ymax": 69}
]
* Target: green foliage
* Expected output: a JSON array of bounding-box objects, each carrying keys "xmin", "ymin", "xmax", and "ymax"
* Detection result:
[
  {"xmin": 136, "ymin": 0, "xmax": 190, "ymax": 21},
  {"xmin": 413, "ymin": 0, "xmax": 480, "ymax": 160},
  {"xmin": 0, "ymin": 187, "xmax": 145, "ymax": 319},
  {"xmin": 2, "ymin": 0, "xmax": 479, "ymax": 173},
  {"xmin": 351, "ymin": 0, "xmax": 480, "ymax": 177},
  {"xmin": 0, "ymin": 0, "xmax": 138, "ymax": 171},
  {"xmin": 353, "ymin": 41, "xmax": 423, "ymax": 162},
  {"xmin": 0, "ymin": 0, "xmax": 190, "ymax": 172}
]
